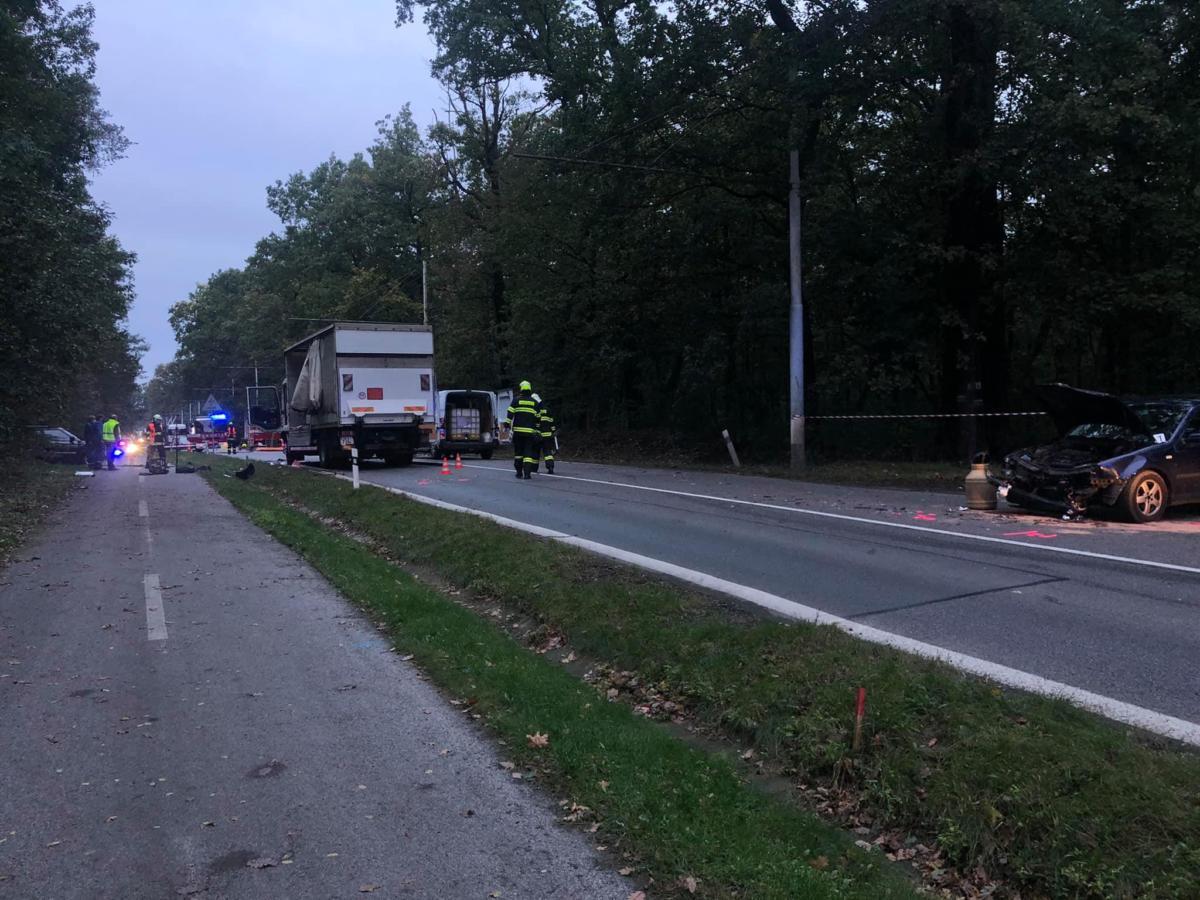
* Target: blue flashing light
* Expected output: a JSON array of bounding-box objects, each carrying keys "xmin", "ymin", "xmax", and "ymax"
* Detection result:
[
  {"xmin": 210, "ymin": 412, "xmax": 228, "ymax": 422},
  {"xmin": 112, "ymin": 448, "xmax": 124, "ymax": 458}
]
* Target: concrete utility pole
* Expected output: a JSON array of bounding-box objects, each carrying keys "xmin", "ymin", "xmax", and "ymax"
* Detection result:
[
  {"xmin": 789, "ymin": 150, "xmax": 807, "ymax": 471},
  {"xmin": 422, "ymin": 259, "xmax": 429, "ymax": 326}
]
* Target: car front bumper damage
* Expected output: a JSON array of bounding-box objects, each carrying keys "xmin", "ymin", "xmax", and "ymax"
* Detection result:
[{"xmin": 990, "ymin": 461, "xmax": 1124, "ymax": 517}]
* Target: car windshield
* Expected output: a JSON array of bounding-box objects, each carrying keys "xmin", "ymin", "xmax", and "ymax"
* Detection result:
[
  {"xmin": 1066, "ymin": 423, "xmax": 1146, "ymax": 441},
  {"xmin": 1127, "ymin": 401, "xmax": 1191, "ymax": 438},
  {"xmin": 1066, "ymin": 402, "xmax": 1191, "ymax": 443}
]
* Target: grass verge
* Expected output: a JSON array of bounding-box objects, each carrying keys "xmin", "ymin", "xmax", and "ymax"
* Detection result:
[
  {"xmin": 205, "ymin": 458, "xmax": 1200, "ymax": 899},
  {"xmin": 202, "ymin": 460, "xmax": 915, "ymax": 900},
  {"xmin": 0, "ymin": 459, "xmax": 77, "ymax": 567}
]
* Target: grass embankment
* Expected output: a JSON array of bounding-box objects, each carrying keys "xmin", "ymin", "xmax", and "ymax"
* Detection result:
[
  {"xmin": 0, "ymin": 460, "xmax": 77, "ymax": 567},
  {"xmin": 203, "ymin": 459, "xmax": 1200, "ymax": 899}
]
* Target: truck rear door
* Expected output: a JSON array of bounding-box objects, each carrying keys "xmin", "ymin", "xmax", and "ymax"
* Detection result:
[{"xmin": 338, "ymin": 366, "xmax": 433, "ymax": 422}]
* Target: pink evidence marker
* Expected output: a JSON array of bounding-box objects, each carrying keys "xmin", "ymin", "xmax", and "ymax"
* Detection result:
[
  {"xmin": 913, "ymin": 513, "xmax": 937, "ymax": 521},
  {"xmin": 1003, "ymin": 530, "xmax": 1058, "ymax": 539}
]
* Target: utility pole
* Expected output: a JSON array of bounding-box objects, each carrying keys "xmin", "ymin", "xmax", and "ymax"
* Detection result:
[
  {"xmin": 789, "ymin": 150, "xmax": 806, "ymax": 471},
  {"xmin": 422, "ymin": 259, "xmax": 429, "ymax": 326}
]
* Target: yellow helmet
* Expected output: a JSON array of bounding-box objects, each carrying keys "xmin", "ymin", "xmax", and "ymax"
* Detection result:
[{"xmin": 519, "ymin": 380, "xmax": 532, "ymax": 392}]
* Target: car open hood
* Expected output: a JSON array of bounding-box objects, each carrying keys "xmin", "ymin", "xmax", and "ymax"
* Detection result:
[{"xmin": 1033, "ymin": 383, "xmax": 1148, "ymax": 436}]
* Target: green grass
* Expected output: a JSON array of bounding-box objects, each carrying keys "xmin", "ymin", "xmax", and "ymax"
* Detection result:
[
  {"xmin": 203, "ymin": 461, "xmax": 916, "ymax": 900},
  {"xmin": 204, "ymin": 459, "xmax": 1200, "ymax": 899},
  {"xmin": 0, "ymin": 459, "xmax": 77, "ymax": 567}
]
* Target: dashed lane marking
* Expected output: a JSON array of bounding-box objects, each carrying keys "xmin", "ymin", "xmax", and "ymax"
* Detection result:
[{"xmin": 144, "ymin": 574, "xmax": 167, "ymax": 641}]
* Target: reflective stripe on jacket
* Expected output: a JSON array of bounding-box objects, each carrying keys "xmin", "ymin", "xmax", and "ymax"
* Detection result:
[
  {"xmin": 505, "ymin": 397, "xmax": 542, "ymax": 434},
  {"xmin": 539, "ymin": 410, "xmax": 556, "ymax": 438}
]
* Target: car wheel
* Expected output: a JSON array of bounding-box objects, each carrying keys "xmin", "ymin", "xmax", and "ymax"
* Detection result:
[
  {"xmin": 1122, "ymin": 471, "xmax": 1168, "ymax": 523},
  {"xmin": 481, "ymin": 449, "xmax": 494, "ymax": 460}
]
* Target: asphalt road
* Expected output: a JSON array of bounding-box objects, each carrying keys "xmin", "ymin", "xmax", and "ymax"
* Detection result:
[
  {"xmin": 269, "ymin": 452, "xmax": 1200, "ymax": 727},
  {"xmin": 0, "ymin": 464, "xmax": 627, "ymax": 899}
]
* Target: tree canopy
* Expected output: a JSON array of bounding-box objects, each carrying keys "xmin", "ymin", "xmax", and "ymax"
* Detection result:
[
  {"xmin": 1, "ymin": 0, "xmax": 144, "ymax": 441},
  {"xmin": 154, "ymin": 0, "xmax": 1200, "ymax": 460}
]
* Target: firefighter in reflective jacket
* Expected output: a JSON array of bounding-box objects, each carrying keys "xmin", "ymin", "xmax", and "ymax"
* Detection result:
[
  {"xmin": 532, "ymin": 395, "xmax": 556, "ymax": 475},
  {"xmin": 505, "ymin": 381, "xmax": 542, "ymax": 479}
]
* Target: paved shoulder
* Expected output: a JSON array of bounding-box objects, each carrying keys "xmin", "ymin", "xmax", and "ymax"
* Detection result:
[{"xmin": 0, "ymin": 467, "xmax": 625, "ymax": 899}]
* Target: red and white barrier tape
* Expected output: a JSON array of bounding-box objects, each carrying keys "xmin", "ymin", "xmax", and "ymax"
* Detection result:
[{"xmin": 795, "ymin": 412, "xmax": 1047, "ymax": 421}]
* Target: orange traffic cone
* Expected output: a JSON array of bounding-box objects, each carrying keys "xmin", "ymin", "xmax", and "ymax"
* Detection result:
[
  {"xmin": 454, "ymin": 453, "xmax": 463, "ymax": 470},
  {"xmin": 440, "ymin": 456, "xmax": 451, "ymax": 475}
]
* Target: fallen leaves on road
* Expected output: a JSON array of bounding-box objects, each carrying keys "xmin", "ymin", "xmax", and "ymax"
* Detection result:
[
  {"xmin": 200, "ymin": 821, "xmax": 215, "ymax": 828},
  {"xmin": 246, "ymin": 857, "xmax": 277, "ymax": 869},
  {"xmin": 526, "ymin": 732, "xmax": 549, "ymax": 748},
  {"xmin": 618, "ymin": 867, "xmax": 634, "ymax": 876},
  {"xmin": 628, "ymin": 892, "xmax": 647, "ymax": 900},
  {"xmin": 680, "ymin": 874, "xmax": 699, "ymax": 893},
  {"xmin": 359, "ymin": 885, "xmax": 379, "ymax": 893}
]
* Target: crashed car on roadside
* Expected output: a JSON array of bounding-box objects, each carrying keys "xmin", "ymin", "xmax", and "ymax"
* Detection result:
[{"xmin": 994, "ymin": 384, "xmax": 1200, "ymax": 523}]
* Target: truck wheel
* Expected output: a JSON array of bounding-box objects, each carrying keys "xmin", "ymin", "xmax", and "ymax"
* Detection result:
[
  {"xmin": 1121, "ymin": 471, "xmax": 1168, "ymax": 523},
  {"xmin": 481, "ymin": 449, "xmax": 494, "ymax": 460},
  {"xmin": 318, "ymin": 439, "xmax": 341, "ymax": 469},
  {"xmin": 285, "ymin": 450, "xmax": 304, "ymax": 465}
]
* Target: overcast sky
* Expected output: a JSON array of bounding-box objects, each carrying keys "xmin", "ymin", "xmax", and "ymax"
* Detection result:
[{"xmin": 83, "ymin": 1, "xmax": 443, "ymax": 376}]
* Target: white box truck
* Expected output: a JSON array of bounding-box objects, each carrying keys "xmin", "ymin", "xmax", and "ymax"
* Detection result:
[{"xmin": 281, "ymin": 322, "xmax": 435, "ymax": 467}]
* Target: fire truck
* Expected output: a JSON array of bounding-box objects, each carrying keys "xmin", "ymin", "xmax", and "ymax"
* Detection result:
[{"xmin": 187, "ymin": 413, "xmax": 233, "ymax": 451}]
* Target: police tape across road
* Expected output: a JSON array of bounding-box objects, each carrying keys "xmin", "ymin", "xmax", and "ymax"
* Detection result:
[{"xmin": 321, "ymin": 467, "xmax": 1200, "ymax": 747}]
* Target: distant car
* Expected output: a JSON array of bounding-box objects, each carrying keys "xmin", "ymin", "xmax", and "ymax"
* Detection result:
[
  {"xmin": 995, "ymin": 385, "xmax": 1200, "ymax": 523},
  {"xmin": 32, "ymin": 426, "xmax": 87, "ymax": 464}
]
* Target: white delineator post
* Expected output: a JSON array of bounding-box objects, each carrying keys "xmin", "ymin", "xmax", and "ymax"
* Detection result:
[
  {"xmin": 721, "ymin": 429, "xmax": 741, "ymax": 468},
  {"xmin": 351, "ymin": 446, "xmax": 360, "ymax": 489}
]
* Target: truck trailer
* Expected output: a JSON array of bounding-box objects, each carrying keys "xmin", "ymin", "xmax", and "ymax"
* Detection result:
[{"xmin": 281, "ymin": 322, "xmax": 435, "ymax": 467}]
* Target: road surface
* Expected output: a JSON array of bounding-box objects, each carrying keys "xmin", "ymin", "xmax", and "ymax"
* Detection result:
[
  {"xmin": 0, "ymin": 465, "xmax": 627, "ymax": 899},
  {"xmin": 270, "ymin": 452, "xmax": 1200, "ymax": 727}
]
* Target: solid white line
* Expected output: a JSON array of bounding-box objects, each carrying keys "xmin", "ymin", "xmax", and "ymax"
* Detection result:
[
  {"xmin": 144, "ymin": 574, "xmax": 168, "ymax": 641},
  {"xmin": 138, "ymin": 500, "xmax": 149, "ymax": 518},
  {"xmin": 340, "ymin": 472, "xmax": 1200, "ymax": 746},
  {"xmin": 461, "ymin": 464, "xmax": 1200, "ymax": 577}
]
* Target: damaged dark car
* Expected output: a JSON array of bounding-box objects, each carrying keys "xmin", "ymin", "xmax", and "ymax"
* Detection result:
[{"xmin": 995, "ymin": 384, "xmax": 1200, "ymax": 523}]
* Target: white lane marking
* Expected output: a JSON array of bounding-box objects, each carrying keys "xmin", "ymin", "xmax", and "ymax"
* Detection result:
[
  {"xmin": 144, "ymin": 574, "xmax": 167, "ymax": 641},
  {"xmin": 341, "ymin": 472, "xmax": 1200, "ymax": 746},
  {"xmin": 461, "ymin": 463, "xmax": 1200, "ymax": 577},
  {"xmin": 138, "ymin": 500, "xmax": 149, "ymax": 518}
]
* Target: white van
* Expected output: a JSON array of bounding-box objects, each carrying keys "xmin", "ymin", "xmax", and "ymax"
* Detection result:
[{"xmin": 431, "ymin": 390, "xmax": 498, "ymax": 459}]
